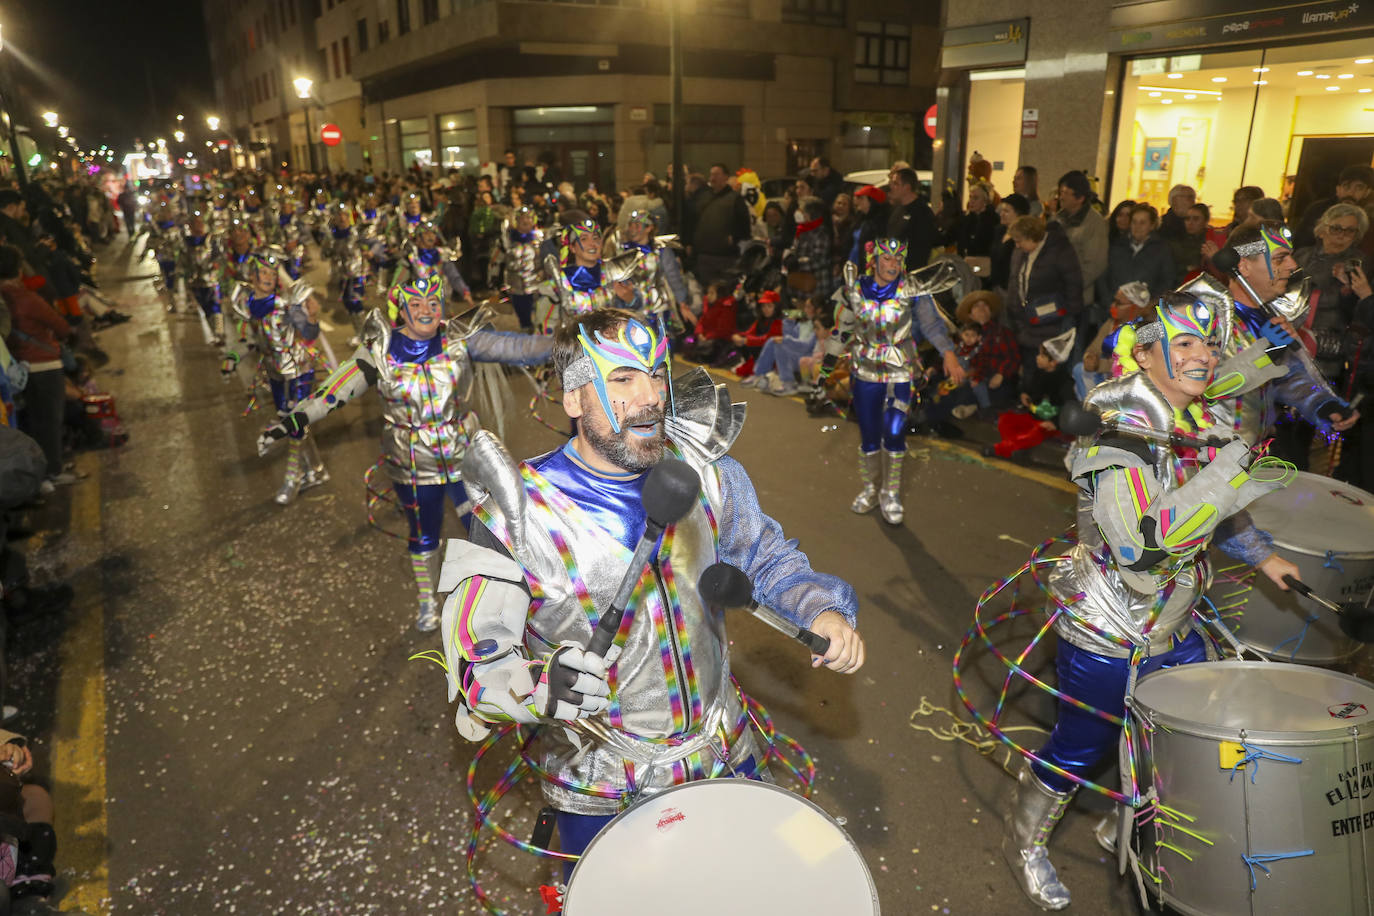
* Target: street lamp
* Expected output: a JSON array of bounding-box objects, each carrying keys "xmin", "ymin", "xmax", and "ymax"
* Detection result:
[
  {"xmin": 293, "ymin": 76, "xmax": 320, "ymax": 173},
  {"xmin": 57, "ymin": 125, "xmax": 68, "ymax": 138},
  {"xmin": 42, "ymin": 111, "xmax": 58, "ymax": 128},
  {"xmin": 206, "ymin": 115, "xmax": 220, "ymax": 132},
  {"xmin": 174, "ymin": 130, "xmax": 185, "ymax": 143}
]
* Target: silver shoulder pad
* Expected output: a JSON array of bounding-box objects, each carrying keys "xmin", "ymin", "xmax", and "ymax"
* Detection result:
[
  {"xmin": 283, "ymin": 279, "xmax": 315, "ymax": 307},
  {"xmin": 361, "ymin": 308, "xmax": 391, "ymax": 361},
  {"xmin": 461, "ymin": 430, "xmax": 528, "ymax": 553},
  {"xmin": 603, "ymin": 248, "xmax": 643, "ymax": 284},
  {"xmin": 665, "ymin": 366, "xmax": 747, "ymax": 466}
]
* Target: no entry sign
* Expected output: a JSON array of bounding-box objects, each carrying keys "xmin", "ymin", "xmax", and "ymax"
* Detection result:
[{"xmin": 320, "ymin": 123, "xmax": 342, "ymax": 147}]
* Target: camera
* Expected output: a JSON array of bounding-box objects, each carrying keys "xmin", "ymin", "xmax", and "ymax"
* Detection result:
[{"xmin": 1346, "ymin": 257, "xmax": 1364, "ymax": 275}]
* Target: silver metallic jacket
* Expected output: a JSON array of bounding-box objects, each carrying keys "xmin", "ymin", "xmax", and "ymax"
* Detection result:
[
  {"xmin": 180, "ymin": 233, "xmax": 220, "ymax": 289},
  {"xmin": 1051, "ymin": 372, "xmax": 1286, "ymax": 657},
  {"xmin": 543, "ymin": 250, "xmax": 643, "ymax": 319},
  {"xmin": 491, "ymin": 221, "xmax": 543, "ymax": 296},
  {"xmin": 1181, "ymin": 274, "xmax": 1342, "ymax": 444},
  {"xmin": 229, "ymin": 281, "xmax": 317, "ymax": 380},
  {"xmin": 445, "ymin": 369, "xmax": 858, "ymax": 814},
  {"xmin": 295, "ymin": 309, "xmax": 552, "ymax": 486},
  {"xmin": 604, "ymin": 230, "xmax": 688, "ymax": 321},
  {"xmin": 830, "ymin": 262, "xmax": 955, "ymax": 384}
]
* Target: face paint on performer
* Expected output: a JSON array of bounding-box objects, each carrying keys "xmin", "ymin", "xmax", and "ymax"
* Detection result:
[
  {"xmin": 867, "ymin": 238, "xmax": 908, "ymax": 285},
  {"xmin": 515, "ymin": 209, "xmax": 536, "ymax": 235},
  {"xmin": 563, "ymin": 317, "xmax": 670, "ymax": 473},
  {"xmin": 1129, "ymin": 297, "xmax": 1219, "ymax": 410},
  {"xmin": 246, "ymin": 253, "xmax": 279, "ymax": 295},
  {"xmin": 1235, "ymin": 224, "xmax": 1296, "ymax": 303},
  {"xmin": 566, "ymin": 218, "xmax": 603, "ymax": 267},
  {"xmin": 395, "ymin": 275, "xmax": 446, "ymax": 340}
]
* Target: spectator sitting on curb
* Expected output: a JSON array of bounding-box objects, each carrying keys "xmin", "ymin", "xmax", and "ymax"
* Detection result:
[
  {"xmin": 0, "ymin": 728, "xmax": 58, "ymax": 900},
  {"xmin": 730, "ymin": 289, "xmax": 783, "ymax": 376},
  {"xmin": 743, "ymin": 297, "xmax": 821, "ymax": 396},
  {"xmin": 685, "ymin": 278, "xmax": 741, "ymax": 364},
  {"xmin": 983, "ymin": 327, "xmax": 1076, "ymax": 461}
]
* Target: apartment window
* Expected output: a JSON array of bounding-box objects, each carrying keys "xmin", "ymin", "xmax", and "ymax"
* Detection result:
[
  {"xmin": 332, "ymin": 40, "xmax": 341, "ymax": 79},
  {"xmin": 437, "ymin": 111, "xmax": 477, "ymax": 171},
  {"xmin": 400, "ymin": 117, "xmax": 432, "ymax": 169},
  {"xmin": 319, "ymin": 48, "xmax": 329, "ymax": 83},
  {"xmin": 289, "ymin": 0, "xmax": 297, "ymax": 26},
  {"xmin": 357, "ymin": 18, "xmax": 369, "ymax": 52},
  {"xmin": 421, "ymin": 0, "xmax": 439, "ymax": 24},
  {"xmin": 397, "ymin": 0, "xmax": 411, "ymax": 35},
  {"xmin": 342, "ymin": 36, "xmax": 352, "ymax": 74},
  {"xmin": 855, "ymin": 21, "xmax": 909, "ymax": 86},
  {"xmin": 378, "ymin": 19, "xmax": 390, "ymax": 43}
]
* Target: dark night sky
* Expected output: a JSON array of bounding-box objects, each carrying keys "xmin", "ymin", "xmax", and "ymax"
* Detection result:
[{"xmin": 3, "ymin": 0, "xmax": 216, "ymax": 152}]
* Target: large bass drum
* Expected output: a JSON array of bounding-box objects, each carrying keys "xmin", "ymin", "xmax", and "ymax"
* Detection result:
[
  {"xmin": 1210, "ymin": 471, "xmax": 1374, "ymax": 664},
  {"xmin": 1130, "ymin": 661, "xmax": 1374, "ymax": 915},
  {"xmin": 562, "ymin": 779, "xmax": 880, "ymax": 915}
]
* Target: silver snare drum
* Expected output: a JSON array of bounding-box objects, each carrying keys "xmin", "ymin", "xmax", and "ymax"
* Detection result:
[
  {"xmin": 1131, "ymin": 661, "xmax": 1374, "ymax": 916},
  {"xmin": 562, "ymin": 779, "xmax": 880, "ymax": 915},
  {"xmin": 1210, "ymin": 471, "xmax": 1374, "ymax": 664}
]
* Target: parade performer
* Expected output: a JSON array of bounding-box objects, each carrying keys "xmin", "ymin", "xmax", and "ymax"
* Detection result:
[
  {"xmin": 828, "ymin": 239, "xmax": 964, "ymax": 524},
  {"xmin": 388, "ymin": 220, "xmax": 473, "ymax": 320},
  {"xmin": 222, "ymin": 248, "xmax": 329, "ymax": 505},
  {"xmin": 325, "ymin": 203, "xmax": 374, "ymax": 342},
  {"xmin": 489, "ymin": 205, "xmax": 544, "ymax": 332},
  {"xmin": 998, "ymin": 293, "xmax": 1298, "ymax": 910},
  {"xmin": 180, "ymin": 209, "xmax": 226, "ymax": 345},
  {"xmin": 385, "ymin": 191, "xmax": 427, "ymax": 253},
  {"xmin": 142, "ymin": 198, "xmax": 184, "ymax": 310},
  {"xmin": 1197, "ymin": 222, "xmax": 1359, "ymax": 442},
  {"xmin": 218, "ymin": 220, "xmax": 259, "ymax": 293},
  {"xmin": 543, "ymin": 210, "xmax": 641, "ymax": 327},
  {"xmin": 430, "ymin": 307, "xmax": 865, "ymax": 883},
  {"xmin": 266, "ymin": 195, "xmax": 308, "ymax": 281},
  {"xmin": 605, "ymin": 207, "xmax": 688, "ymax": 329},
  {"xmin": 257, "ymin": 275, "xmax": 554, "ymax": 631}
]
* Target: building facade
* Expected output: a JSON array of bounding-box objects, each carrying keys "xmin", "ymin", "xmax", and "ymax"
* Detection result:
[
  {"xmin": 207, "ymin": 0, "xmax": 939, "ymax": 187},
  {"xmin": 936, "ymin": 0, "xmax": 1374, "ymax": 220}
]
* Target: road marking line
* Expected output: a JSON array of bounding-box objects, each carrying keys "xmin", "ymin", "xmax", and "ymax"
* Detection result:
[
  {"xmin": 52, "ymin": 451, "xmax": 110, "ymax": 915},
  {"xmin": 685, "ymin": 361, "xmax": 1077, "ymax": 495}
]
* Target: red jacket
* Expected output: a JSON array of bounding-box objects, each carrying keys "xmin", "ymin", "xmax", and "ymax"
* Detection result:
[
  {"xmin": 695, "ymin": 294, "xmax": 738, "ymax": 341},
  {"xmin": 739, "ymin": 316, "xmax": 783, "ymax": 348},
  {"xmin": 3, "ymin": 279, "xmax": 70, "ymax": 364}
]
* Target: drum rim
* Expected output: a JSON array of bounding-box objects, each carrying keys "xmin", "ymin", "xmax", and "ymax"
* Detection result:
[
  {"xmin": 1250, "ymin": 471, "xmax": 1374, "ymax": 557},
  {"xmin": 563, "ymin": 778, "xmax": 881, "ymax": 913},
  {"xmin": 1131, "ymin": 661, "xmax": 1374, "ymax": 742}
]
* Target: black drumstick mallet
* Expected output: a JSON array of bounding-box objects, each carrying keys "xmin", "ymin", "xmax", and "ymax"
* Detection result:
[
  {"xmin": 697, "ymin": 561, "xmax": 832, "ymax": 656},
  {"xmin": 585, "ymin": 457, "xmax": 702, "ymax": 659},
  {"xmin": 1282, "ymin": 575, "xmax": 1374, "ymax": 643}
]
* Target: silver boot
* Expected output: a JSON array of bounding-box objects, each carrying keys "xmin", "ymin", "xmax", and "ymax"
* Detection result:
[
  {"xmin": 299, "ymin": 434, "xmax": 329, "ymax": 492},
  {"xmin": 211, "ymin": 310, "xmax": 226, "ymax": 347},
  {"xmin": 348, "ymin": 311, "xmax": 366, "ymax": 348},
  {"xmin": 878, "ymin": 449, "xmax": 905, "ymax": 525},
  {"xmin": 1003, "ymin": 763, "xmax": 1075, "ymax": 911},
  {"xmin": 411, "ymin": 549, "xmax": 442, "ymax": 632},
  {"xmin": 274, "ymin": 439, "xmax": 305, "ymax": 505},
  {"xmin": 851, "ymin": 449, "xmax": 881, "ymax": 514}
]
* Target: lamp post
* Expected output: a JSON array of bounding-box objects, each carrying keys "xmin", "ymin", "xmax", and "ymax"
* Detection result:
[
  {"xmin": 293, "ymin": 77, "xmax": 318, "ymax": 174},
  {"xmin": 0, "ymin": 26, "xmax": 27, "ymax": 190}
]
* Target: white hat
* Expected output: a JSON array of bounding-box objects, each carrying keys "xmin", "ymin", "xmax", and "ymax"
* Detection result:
[
  {"xmin": 1043, "ymin": 327, "xmax": 1076, "ymax": 364},
  {"xmin": 1116, "ymin": 281, "xmax": 1150, "ymax": 309}
]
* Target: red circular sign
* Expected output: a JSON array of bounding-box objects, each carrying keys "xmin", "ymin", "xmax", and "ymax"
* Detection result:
[
  {"xmin": 924, "ymin": 104, "xmax": 938, "ymax": 140},
  {"xmin": 319, "ymin": 123, "xmax": 343, "ymax": 147}
]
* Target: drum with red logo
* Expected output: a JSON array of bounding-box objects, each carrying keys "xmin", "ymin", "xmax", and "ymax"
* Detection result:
[
  {"xmin": 1130, "ymin": 661, "xmax": 1374, "ymax": 915},
  {"xmin": 1209, "ymin": 472, "xmax": 1374, "ymax": 664},
  {"xmin": 562, "ymin": 779, "xmax": 879, "ymax": 915}
]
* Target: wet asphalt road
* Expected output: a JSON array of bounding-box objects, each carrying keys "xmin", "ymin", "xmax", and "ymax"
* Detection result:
[{"xmin": 18, "ymin": 234, "xmax": 1185, "ymax": 916}]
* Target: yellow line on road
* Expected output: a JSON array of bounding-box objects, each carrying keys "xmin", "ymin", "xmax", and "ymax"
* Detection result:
[
  {"xmin": 688, "ymin": 361, "xmax": 1077, "ymax": 495},
  {"xmin": 52, "ymin": 451, "xmax": 110, "ymax": 914}
]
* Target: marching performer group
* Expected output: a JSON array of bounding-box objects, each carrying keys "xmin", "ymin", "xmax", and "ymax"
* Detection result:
[{"xmin": 132, "ymin": 170, "xmax": 1370, "ymax": 913}]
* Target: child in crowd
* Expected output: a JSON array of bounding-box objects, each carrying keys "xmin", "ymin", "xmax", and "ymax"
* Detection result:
[
  {"xmin": 731, "ymin": 289, "xmax": 784, "ymax": 377},
  {"xmin": 1075, "ymin": 280, "xmax": 1150, "ymax": 399},
  {"xmin": 985, "ymin": 328, "xmax": 1076, "ymax": 460},
  {"xmin": 743, "ymin": 297, "xmax": 820, "ymax": 396},
  {"xmin": 685, "ymin": 279, "xmax": 740, "ymax": 364}
]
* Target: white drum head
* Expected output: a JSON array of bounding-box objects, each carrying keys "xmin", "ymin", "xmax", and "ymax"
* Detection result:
[
  {"xmin": 563, "ymin": 780, "xmax": 879, "ymax": 915},
  {"xmin": 1246, "ymin": 471, "xmax": 1374, "ymax": 558},
  {"xmin": 1134, "ymin": 661, "xmax": 1374, "ymax": 735}
]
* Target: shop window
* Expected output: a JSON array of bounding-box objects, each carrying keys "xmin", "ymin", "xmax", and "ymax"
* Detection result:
[
  {"xmin": 357, "ymin": 18, "xmax": 369, "ymax": 52},
  {"xmin": 397, "ymin": 0, "xmax": 411, "ymax": 36},
  {"xmin": 343, "ymin": 36, "xmax": 352, "ymax": 74},
  {"xmin": 855, "ymin": 21, "xmax": 909, "ymax": 86},
  {"xmin": 652, "ymin": 104, "xmax": 744, "ymax": 178},
  {"xmin": 332, "ymin": 41, "xmax": 341, "ymax": 79},
  {"xmin": 421, "ymin": 0, "xmax": 440, "ymax": 25},
  {"xmin": 782, "ymin": 0, "xmax": 845, "ymax": 26},
  {"xmin": 438, "ymin": 112, "xmax": 478, "ymax": 171},
  {"xmin": 378, "ymin": 20, "xmax": 390, "ymax": 44},
  {"xmin": 400, "ymin": 117, "xmax": 432, "ymax": 169}
]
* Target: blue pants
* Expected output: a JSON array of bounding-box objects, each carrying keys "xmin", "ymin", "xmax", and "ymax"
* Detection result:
[
  {"xmin": 1034, "ymin": 629, "xmax": 1208, "ymax": 793},
  {"xmin": 555, "ymin": 757, "xmax": 761, "ymax": 882},
  {"xmin": 510, "ymin": 293, "xmax": 535, "ymax": 330},
  {"xmin": 268, "ymin": 373, "xmax": 315, "ymax": 414},
  {"xmin": 852, "ymin": 378, "xmax": 910, "ymax": 453},
  {"xmin": 753, "ymin": 336, "xmax": 812, "ymax": 381},
  {"xmin": 158, "ymin": 257, "xmax": 177, "ymax": 287},
  {"xmin": 342, "ymin": 276, "xmax": 367, "ymax": 314},
  {"xmin": 1073, "ymin": 363, "xmax": 1107, "ymax": 402},
  {"xmin": 393, "ymin": 480, "xmax": 469, "ymax": 553},
  {"xmin": 191, "ymin": 284, "xmax": 220, "ymax": 318}
]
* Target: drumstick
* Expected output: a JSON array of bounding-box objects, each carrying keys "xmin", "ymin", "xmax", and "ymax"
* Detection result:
[
  {"xmin": 697, "ymin": 562, "xmax": 831, "ymax": 656},
  {"xmin": 1281, "ymin": 575, "xmax": 1374, "ymax": 643}
]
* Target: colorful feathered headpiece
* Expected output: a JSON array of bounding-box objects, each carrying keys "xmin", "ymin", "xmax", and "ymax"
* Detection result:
[
  {"xmin": 558, "ymin": 215, "xmax": 600, "ymax": 268},
  {"xmin": 863, "ymin": 237, "xmax": 908, "ymax": 277},
  {"xmin": 1113, "ymin": 294, "xmax": 1218, "ymax": 376}
]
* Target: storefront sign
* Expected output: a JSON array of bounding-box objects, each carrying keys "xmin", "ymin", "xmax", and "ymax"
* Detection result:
[
  {"xmin": 629, "ymin": 106, "xmax": 647, "ymax": 122},
  {"xmin": 1109, "ymin": 0, "xmax": 1374, "ymax": 52},
  {"xmin": 924, "ymin": 104, "xmax": 938, "ymax": 140},
  {"xmin": 320, "ymin": 124, "xmax": 342, "ymax": 147},
  {"xmin": 1021, "ymin": 108, "xmax": 1039, "ymax": 139},
  {"xmin": 941, "ymin": 19, "xmax": 1029, "ymax": 70}
]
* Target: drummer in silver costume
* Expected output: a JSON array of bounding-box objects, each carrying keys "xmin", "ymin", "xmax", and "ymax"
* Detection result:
[
  {"xmin": 542, "ymin": 211, "xmax": 641, "ymax": 326},
  {"xmin": 1189, "ymin": 221, "xmax": 1360, "ymax": 444},
  {"xmin": 432, "ymin": 308, "xmax": 863, "ymax": 876},
  {"xmin": 257, "ymin": 275, "xmax": 554, "ymax": 631},
  {"xmin": 489, "ymin": 205, "xmax": 544, "ymax": 332},
  {"xmin": 180, "ymin": 209, "xmax": 226, "ymax": 345},
  {"xmin": 828, "ymin": 238, "xmax": 965, "ymax": 525},
  {"xmin": 1003, "ymin": 293, "xmax": 1300, "ymax": 911},
  {"xmin": 387, "ymin": 219, "xmax": 472, "ymax": 323},
  {"xmin": 222, "ymin": 248, "xmax": 330, "ymax": 506},
  {"xmin": 604, "ymin": 208, "xmax": 688, "ymax": 329}
]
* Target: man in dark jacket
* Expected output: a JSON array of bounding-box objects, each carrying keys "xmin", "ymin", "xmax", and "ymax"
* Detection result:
[
  {"xmin": 849, "ymin": 185, "xmax": 890, "ymax": 264},
  {"xmin": 885, "ymin": 168, "xmax": 937, "ymax": 271},
  {"xmin": 1004, "ymin": 216, "xmax": 1083, "ymax": 366},
  {"xmin": 688, "ymin": 163, "xmax": 751, "ymax": 288},
  {"xmin": 809, "ymin": 157, "xmax": 844, "ymax": 208},
  {"xmin": 0, "ymin": 191, "xmax": 36, "ymax": 264}
]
